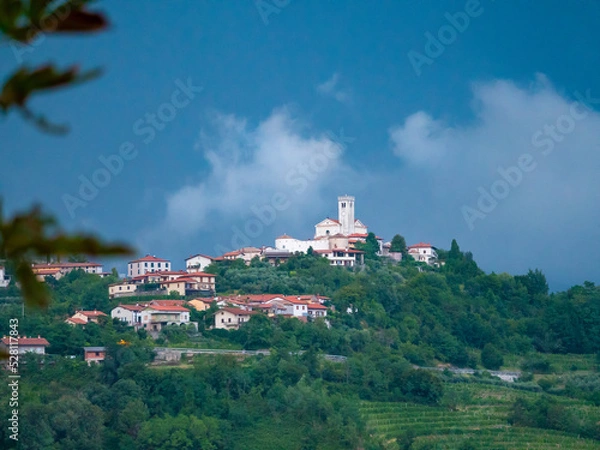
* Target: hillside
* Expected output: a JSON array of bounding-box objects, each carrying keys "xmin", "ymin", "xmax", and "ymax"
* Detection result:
[{"xmin": 0, "ymin": 242, "xmax": 599, "ymax": 449}]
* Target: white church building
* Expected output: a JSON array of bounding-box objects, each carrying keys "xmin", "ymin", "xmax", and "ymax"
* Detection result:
[{"xmin": 274, "ymin": 196, "xmax": 379, "ymax": 266}]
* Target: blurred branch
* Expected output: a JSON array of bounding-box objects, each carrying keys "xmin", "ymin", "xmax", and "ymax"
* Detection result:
[
  {"xmin": 0, "ymin": 199, "xmax": 133, "ymax": 308},
  {"xmin": 0, "ymin": 0, "xmax": 108, "ymax": 133}
]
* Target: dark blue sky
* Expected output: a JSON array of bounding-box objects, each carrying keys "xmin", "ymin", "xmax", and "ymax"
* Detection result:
[{"xmin": 1, "ymin": 0, "xmax": 599, "ymax": 290}]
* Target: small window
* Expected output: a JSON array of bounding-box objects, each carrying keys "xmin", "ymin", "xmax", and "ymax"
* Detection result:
[{"xmin": 145, "ymin": 262, "xmax": 148, "ymax": 267}]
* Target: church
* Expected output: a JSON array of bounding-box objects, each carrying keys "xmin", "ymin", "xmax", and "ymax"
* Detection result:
[{"xmin": 274, "ymin": 196, "xmax": 381, "ymax": 260}]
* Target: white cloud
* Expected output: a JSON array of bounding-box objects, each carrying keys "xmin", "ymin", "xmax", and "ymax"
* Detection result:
[
  {"xmin": 386, "ymin": 75, "xmax": 600, "ymax": 289},
  {"xmin": 143, "ymin": 108, "xmax": 353, "ymax": 244},
  {"xmin": 389, "ymin": 111, "xmax": 450, "ymax": 165},
  {"xmin": 317, "ymin": 73, "xmax": 351, "ymax": 104}
]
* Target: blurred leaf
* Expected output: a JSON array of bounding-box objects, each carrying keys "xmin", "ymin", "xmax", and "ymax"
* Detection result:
[
  {"xmin": 2, "ymin": 0, "xmax": 107, "ymax": 42},
  {"xmin": 53, "ymin": 8, "xmax": 106, "ymax": 32},
  {"xmin": 0, "ymin": 199, "xmax": 133, "ymax": 308},
  {"xmin": 0, "ymin": 65, "xmax": 102, "ymax": 133}
]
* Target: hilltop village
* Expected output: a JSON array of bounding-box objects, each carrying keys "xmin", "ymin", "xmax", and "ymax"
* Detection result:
[{"xmin": 18, "ymin": 196, "xmax": 440, "ymax": 346}]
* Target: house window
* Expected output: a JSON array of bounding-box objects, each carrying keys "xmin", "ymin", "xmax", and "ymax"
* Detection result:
[
  {"xmin": 95, "ymin": 352, "xmax": 100, "ymax": 356},
  {"xmin": 158, "ymin": 263, "xmax": 161, "ymax": 268},
  {"xmin": 151, "ymin": 263, "xmax": 154, "ymax": 268},
  {"xmin": 221, "ymin": 319, "xmax": 224, "ymax": 323},
  {"xmin": 145, "ymin": 262, "xmax": 148, "ymax": 267},
  {"xmin": 228, "ymin": 318, "xmax": 231, "ymax": 323}
]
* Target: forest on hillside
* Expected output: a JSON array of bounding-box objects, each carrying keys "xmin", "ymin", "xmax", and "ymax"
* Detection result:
[{"xmin": 0, "ymin": 241, "xmax": 599, "ymax": 449}]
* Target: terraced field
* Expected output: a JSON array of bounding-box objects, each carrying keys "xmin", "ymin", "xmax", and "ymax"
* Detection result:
[{"xmin": 361, "ymin": 382, "xmax": 600, "ymax": 449}]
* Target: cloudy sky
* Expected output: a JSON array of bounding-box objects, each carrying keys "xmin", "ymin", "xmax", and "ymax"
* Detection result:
[{"xmin": 1, "ymin": 0, "xmax": 599, "ymax": 291}]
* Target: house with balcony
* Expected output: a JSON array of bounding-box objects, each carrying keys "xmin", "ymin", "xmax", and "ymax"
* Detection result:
[
  {"xmin": 307, "ymin": 303, "xmax": 328, "ymax": 318},
  {"xmin": 214, "ymin": 307, "xmax": 257, "ymax": 330},
  {"xmin": 407, "ymin": 242, "xmax": 438, "ymax": 266},
  {"xmin": 313, "ymin": 248, "xmax": 365, "ymax": 267},
  {"xmin": 111, "ymin": 304, "xmax": 145, "ymax": 326},
  {"xmin": 140, "ymin": 305, "xmax": 190, "ymax": 332},
  {"xmin": 159, "ymin": 273, "xmax": 215, "ymax": 296},
  {"xmin": 185, "ymin": 254, "xmax": 214, "ymax": 272}
]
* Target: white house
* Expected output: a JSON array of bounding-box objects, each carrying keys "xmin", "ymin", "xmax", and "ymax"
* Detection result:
[
  {"xmin": 185, "ymin": 254, "xmax": 214, "ymax": 272},
  {"xmin": 160, "ymin": 273, "xmax": 216, "ymax": 296},
  {"xmin": 140, "ymin": 305, "xmax": 190, "ymax": 331},
  {"xmin": 313, "ymin": 249, "xmax": 365, "ymax": 267},
  {"xmin": 214, "ymin": 307, "xmax": 257, "ymax": 330},
  {"xmin": 408, "ymin": 242, "xmax": 438, "ymax": 266},
  {"xmin": 111, "ymin": 304, "xmax": 145, "ymax": 326},
  {"xmin": 127, "ymin": 255, "xmax": 171, "ymax": 277},
  {"xmin": 0, "ymin": 336, "xmax": 50, "ymax": 355},
  {"xmin": 307, "ymin": 303, "xmax": 328, "ymax": 318},
  {"xmin": 0, "ymin": 266, "xmax": 10, "ymax": 288}
]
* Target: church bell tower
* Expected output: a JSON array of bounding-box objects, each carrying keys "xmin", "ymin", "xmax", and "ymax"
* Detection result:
[{"xmin": 338, "ymin": 195, "xmax": 355, "ymax": 235}]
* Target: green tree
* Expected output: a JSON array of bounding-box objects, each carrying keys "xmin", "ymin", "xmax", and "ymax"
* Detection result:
[
  {"xmin": 481, "ymin": 343, "xmax": 504, "ymax": 370},
  {"xmin": 390, "ymin": 234, "xmax": 407, "ymax": 254}
]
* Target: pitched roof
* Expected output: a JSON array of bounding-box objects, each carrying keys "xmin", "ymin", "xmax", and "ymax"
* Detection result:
[
  {"xmin": 184, "ymin": 272, "xmax": 215, "ymax": 277},
  {"xmin": 149, "ymin": 300, "xmax": 187, "ymax": 307},
  {"xmin": 308, "ymin": 303, "xmax": 328, "ymax": 310},
  {"xmin": 145, "ymin": 305, "xmax": 190, "ymax": 312},
  {"xmin": 408, "ymin": 242, "xmax": 434, "ymax": 249},
  {"xmin": 1, "ymin": 336, "xmax": 49, "ymax": 346},
  {"xmin": 220, "ymin": 307, "xmax": 257, "ymax": 315},
  {"xmin": 276, "ymin": 234, "xmax": 294, "ymax": 240},
  {"xmin": 65, "ymin": 317, "xmax": 87, "ymax": 325},
  {"xmin": 116, "ymin": 304, "xmax": 146, "ymax": 312},
  {"xmin": 185, "ymin": 253, "xmax": 214, "ymax": 261},
  {"xmin": 83, "ymin": 346, "xmax": 106, "ymax": 352},
  {"xmin": 129, "ymin": 255, "xmax": 170, "ymax": 263},
  {"xmin": 76, "ymin": 310, "xmax": 107, "ymax": 317},
  {"xmin": 316, "ymin": 217, "xmax": 341, "ymax": 225},
  {"xmin": 32, "ymin": 262, "xmax": 102, "ymax": 269},
  {"xmin": 32, "ymin": 268, "xmax": 62, "ymax": 275}
]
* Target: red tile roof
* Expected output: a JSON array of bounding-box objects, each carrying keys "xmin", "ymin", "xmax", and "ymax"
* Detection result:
[
  {"xmin": 408, "ymin": 242, "xmax": 434, "ymax": 249},
  {"xmin": 129, "ymin": 255, "xmax": 170, "ymax": 263},
  {"xmin": 33, "ymin": 268, "xmax": 62, "ymax": 275},
  {"xmin": 77, "ymin": 310, "xmax": 107, "ymax": 317},
  {"xmin": 32, "ymin": 262, "xmax": 102, "ymax": 269},
  {"xmin": 220, "ymin": 307, "xmax": 257, "ymax": 315},
  {"xmin": 150, "ymin": 300, "xmax": 187, "ymax": 307},
  {"xmin": 117, "ymin": 304, "xmax": 146, "ymax": 312},
  {"xmin": 308, "ymin": 304, "xmax": 328, "ymax": 310},
  {"xmin": 1, "ymin": 336, "xmax": 49, "ymax": 346},
  {"xmin": 146, "ymin": 305, "xmax": 189, "ymax": 312},
  {"xmin": 65, "ymin": 317, "xmax": 87, "ymax": 325},
  {"xmin": 276, "ymin": 234, "xmax": 294, "ymax": 240}
]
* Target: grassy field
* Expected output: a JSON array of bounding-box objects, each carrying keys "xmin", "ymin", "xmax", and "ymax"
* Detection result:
[
  {"xmin": 502, "ymin": 353, "xmax": 597, "ymax": 373},
  {"xmin": 361, "ymin": 379, "xmax": 600, "ymax": 449}
]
